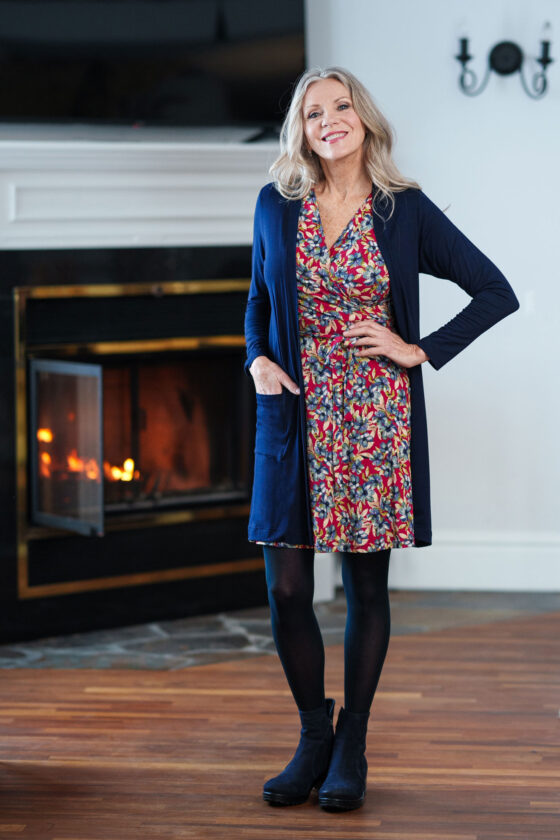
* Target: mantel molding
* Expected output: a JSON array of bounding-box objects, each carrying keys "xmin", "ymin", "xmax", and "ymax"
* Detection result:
[{"xmin": 0, "ymin": 139, "xmax": 278, "ymax": 250}]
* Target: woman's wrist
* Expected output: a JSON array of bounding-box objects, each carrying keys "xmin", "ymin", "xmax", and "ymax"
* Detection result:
[
  {"xmin": 410, "ymin": 344, "xmax": 429, "ymax": 365},
  {"xmin": 249, "ymin": 355, "xmax": 269, "ymax": 375}
]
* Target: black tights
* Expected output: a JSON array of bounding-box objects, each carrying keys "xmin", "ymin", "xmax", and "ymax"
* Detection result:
[{"xmin": 264, "ymin": 546, "xmax": 391, "ymax": 713}]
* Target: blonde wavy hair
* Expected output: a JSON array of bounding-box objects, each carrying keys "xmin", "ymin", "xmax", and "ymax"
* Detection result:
[{"xmin": 270, "ymin": 66, "xmax": 420, "ymax": 213}]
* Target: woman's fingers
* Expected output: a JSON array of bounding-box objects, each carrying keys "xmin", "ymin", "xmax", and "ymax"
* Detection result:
[
  {"xmin": 254, "ymin": 381, "xmax": 283, "ymax": 394},
  {"xmin": 344, "ymin": 320, "xmax": 386, "ymax": 339},
  {"xmin": 343, "ymin": 321, "xmax": 425, "ymax": 367},
  {"xmin": 344, "ymin": 322, "xmax": 397, "ymax": 353},
  {"xmin": 277, "ymin": 372, "xmax": 301, "ymax": 395},
  {"xmin": 255, "ymin": 375, "xmax": 300, "ymax": 395}
]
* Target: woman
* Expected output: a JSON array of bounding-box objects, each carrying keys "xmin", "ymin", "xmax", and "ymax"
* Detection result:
[{"xmin": 244, "ymin": 67, "xmax": 518, "ymax": 812}]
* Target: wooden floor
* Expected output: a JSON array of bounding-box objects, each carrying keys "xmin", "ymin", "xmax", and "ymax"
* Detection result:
[{"xmin": 1, "ymin": 612, "xmax": 559, "ymax": 839}]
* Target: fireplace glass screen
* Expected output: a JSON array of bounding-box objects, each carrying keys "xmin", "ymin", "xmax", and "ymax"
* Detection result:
[
  {"xmin": 30, "ymin": 360, "xmax": 104, "ymax": 536},
  {"xmin": 30, "ymin": 353, "xmax": 250, "ymax": 537}
]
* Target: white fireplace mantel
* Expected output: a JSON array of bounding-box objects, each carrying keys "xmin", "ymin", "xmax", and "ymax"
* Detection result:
[{"xmin": 0, "ymin": 126, "xmax": 279, "ymax": 250}]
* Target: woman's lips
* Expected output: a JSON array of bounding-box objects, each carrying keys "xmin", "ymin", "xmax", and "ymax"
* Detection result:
[{"xmin": 322, "ymin": 131, "xmax": 348, "ymax": 143}]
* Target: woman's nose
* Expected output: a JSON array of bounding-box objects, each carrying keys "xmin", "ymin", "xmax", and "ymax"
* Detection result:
[{"xmin": 322, "ymin": 111, "xmax": 337, "ymax": 126}]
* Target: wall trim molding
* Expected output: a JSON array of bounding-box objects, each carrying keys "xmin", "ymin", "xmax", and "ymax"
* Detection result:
[
  {"xmin": 328, "ymin": 531, "xmax": 560, "ymax": 593},
  {"xmin": 0, "ymin": 138, "xmax": 277, "ymax": 249},
  {"xmin": 388, "ymin": 530, "xmax": 560, "ymax": 592}
]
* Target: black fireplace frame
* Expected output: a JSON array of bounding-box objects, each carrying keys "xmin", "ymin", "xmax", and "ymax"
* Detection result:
[{"xmin": 13, "ymin": 279, "xmax": 261, "ymax": 604}]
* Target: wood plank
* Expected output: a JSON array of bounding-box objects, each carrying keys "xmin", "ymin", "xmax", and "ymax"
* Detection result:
[{"xmin": 0, "ymin": 612, "xmax": 559, "ymax": 839}]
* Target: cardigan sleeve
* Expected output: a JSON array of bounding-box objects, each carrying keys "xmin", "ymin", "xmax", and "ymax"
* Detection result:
[
  {"xmin": 416, "ymin": 191, "xmax": 520, "ymax": 370},
  {"xmin": 244, "ymin": 188, "xmax": 271, "ymax": 375}
]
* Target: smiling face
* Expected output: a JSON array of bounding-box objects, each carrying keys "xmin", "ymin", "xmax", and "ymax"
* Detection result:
[{"xmin": 302, "ymin": 77, "xmax": 366, "ymax": 165}]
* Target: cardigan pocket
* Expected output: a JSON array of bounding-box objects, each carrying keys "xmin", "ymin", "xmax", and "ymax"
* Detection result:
[{"xmin": 254, "ymin": 390, "xmax": 298, "ymax": 461}]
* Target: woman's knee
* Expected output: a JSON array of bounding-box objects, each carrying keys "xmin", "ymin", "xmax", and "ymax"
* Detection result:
[
  {"xmin": 267, "ymin": 574, "xmax": 314, "ymax": 613},
  {"xmin": 264, "ymin": 548, "xmax": 315, "ymax": 613}
]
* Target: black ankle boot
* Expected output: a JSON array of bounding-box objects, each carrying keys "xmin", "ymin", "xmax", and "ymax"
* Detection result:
[
  {"xmin": 318, "ymin": 707, "xmax": 369, "ymax": 811},
  {"xmin": 263, "ymin": 698, "xmax": 335, "ymax": 806}
]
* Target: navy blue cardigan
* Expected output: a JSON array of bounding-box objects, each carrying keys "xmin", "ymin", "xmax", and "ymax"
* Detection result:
[{"xmin": 244, "ymin": 183, "xmax": 519, "ymax": 547}]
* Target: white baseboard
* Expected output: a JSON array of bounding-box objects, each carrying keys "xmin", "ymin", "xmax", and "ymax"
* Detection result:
[
  {"xmin": 388, "ymin": 530, "xmax": 560, "ymax": 592},
  {"xmin": 313, "ymin": 532, "xmax": 560, "ymax": 600}
]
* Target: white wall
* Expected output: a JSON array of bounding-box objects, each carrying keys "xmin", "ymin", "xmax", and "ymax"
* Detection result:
[{"xmin": 306, "ymin": 0, "xmax": 560, "ymax": 590}]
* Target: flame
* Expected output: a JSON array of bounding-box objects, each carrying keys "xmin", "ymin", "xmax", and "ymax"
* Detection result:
[
  {"xmin": 40, "ymin": 451, "xmax": 52, "ymax": 478},
  {"xmin": 103, "ymin": 457, "xmax": 136, "ymax": 483},
  {"xmin": 37, "ymin": 440, "xmax": 137, "ymax": 484},
  {"xmin": 67, "ymin": 449, "xmax": 100, "ymax": 481}
]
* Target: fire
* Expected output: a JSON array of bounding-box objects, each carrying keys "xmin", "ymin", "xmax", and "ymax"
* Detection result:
[
  {"xmin": 103, "ymin": 457, "xmax": 136, "ymax": 482},
  {"xmin": 39, "ymin": 451, "xmax": 52, "ymax": 478},
  {"xmin": 36, "ymin": 427, "xmax": 137, "ymax": 483},
  {"xmin": 67, "ymin": 449, "xmax": 100, "ymax": 481}
]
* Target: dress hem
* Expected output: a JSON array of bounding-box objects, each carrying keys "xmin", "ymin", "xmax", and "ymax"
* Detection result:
[{"xmin": 251, "ymin": 538, "xmax": 416, "ymax": 552}]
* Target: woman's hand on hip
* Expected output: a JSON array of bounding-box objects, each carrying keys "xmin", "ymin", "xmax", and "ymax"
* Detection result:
[
  {"xmin": 343, "ymin": 321, "xmax": 429, "ymax": 368},
  {"xmin": 249, "ymin": 356, "xmax": 300, "ymax": 395}
]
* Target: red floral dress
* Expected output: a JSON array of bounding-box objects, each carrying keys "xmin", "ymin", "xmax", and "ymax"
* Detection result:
[{"xmin": 261, "ymin": 189, "xmax": 415, "ymax": 552}]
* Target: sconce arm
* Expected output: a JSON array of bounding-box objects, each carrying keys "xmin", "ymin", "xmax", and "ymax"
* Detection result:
[
  {"xmin": 458, "ymin": 62, "xmax": 492, "ymax": 96},
  {"xmin": 520, "ymin": 67, "xmax": 548, "ymax": 99}
]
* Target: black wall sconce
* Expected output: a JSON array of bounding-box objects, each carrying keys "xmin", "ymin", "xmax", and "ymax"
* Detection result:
[{"xmin": 456, "ymin": 29, "xmax": 553, "ymax": 99}]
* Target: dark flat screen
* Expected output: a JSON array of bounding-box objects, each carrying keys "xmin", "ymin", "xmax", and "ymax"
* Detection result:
[{"xmin": 0, "ymin": 0, "xmax": 305, "ymax": 127}]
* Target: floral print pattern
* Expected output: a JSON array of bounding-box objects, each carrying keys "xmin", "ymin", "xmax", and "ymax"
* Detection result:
[{"xmin": 260, "ymin": 189, "xmax": 414, "ymax": 552}]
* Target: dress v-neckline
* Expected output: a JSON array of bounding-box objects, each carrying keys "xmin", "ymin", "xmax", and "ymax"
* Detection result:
[{"xmin": 311, "ymin": 188, "xmax": 372, "ymax": 257}]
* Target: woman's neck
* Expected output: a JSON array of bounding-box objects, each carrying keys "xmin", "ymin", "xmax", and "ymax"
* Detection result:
[{"xmin": 315, "ymin": 157, "xmax": 371, "ymax": 203}]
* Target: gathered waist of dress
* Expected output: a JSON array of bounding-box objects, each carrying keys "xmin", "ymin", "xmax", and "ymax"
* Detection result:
[{"xmin": 298, "ymin": 300, "xmax": 393, "ymax": 340}]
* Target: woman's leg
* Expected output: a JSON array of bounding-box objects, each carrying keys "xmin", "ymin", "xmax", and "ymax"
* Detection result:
[
  {"xmin": 262, "ymin": 546, "xmax": 334, "ymax": 805},
  {"xmin": 342, "ymin": 548, "xmax": 391, "ymax": 713},
  {"xmin": 264, "ymin": 546, "xmax": 325, "ymax": 710},
  {"xmin": 318, "ymin": 548, "xmax": 391, "ymax": 811}
]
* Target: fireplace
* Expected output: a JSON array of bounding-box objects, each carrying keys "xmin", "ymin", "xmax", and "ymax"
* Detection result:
[
  {"xmin": 0, "ymin": 134, "xmax": 279, "ymax": 642},
  {"xmin": 1, "ymin": 251, "xmax": 265, "ymax": 642}
]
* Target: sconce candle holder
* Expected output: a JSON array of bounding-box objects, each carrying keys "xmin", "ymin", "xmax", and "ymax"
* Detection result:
[{"xmin": 456, "ymin": 35, "xmax": 553, "ymax": 99}]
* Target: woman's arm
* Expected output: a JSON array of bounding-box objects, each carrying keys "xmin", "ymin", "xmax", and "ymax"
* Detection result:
[
  {"xmin": 244, "ymin": 188, "xmax": 300, "ymax": 394},
  {"xmin": 415, "ymin": 191, "xmax": 520, "ymax": 370},
  {"xmin": 244, "ymin": 189, "xmax": 271, "ymax": 374}
]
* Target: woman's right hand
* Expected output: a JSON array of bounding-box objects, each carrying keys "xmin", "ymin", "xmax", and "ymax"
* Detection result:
[{"xmin": 249, "ymin": 356, "xmax": 300, "ymax": 395}]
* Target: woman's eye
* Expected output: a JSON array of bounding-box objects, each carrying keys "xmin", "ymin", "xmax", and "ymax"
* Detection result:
[
  {"xmin": 338, "ymin": 103, "xmax": 350, "ymax": 110},
  {"xmin": 307, "ymin": 111, "xmax": 320, "ymax": 119}
]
